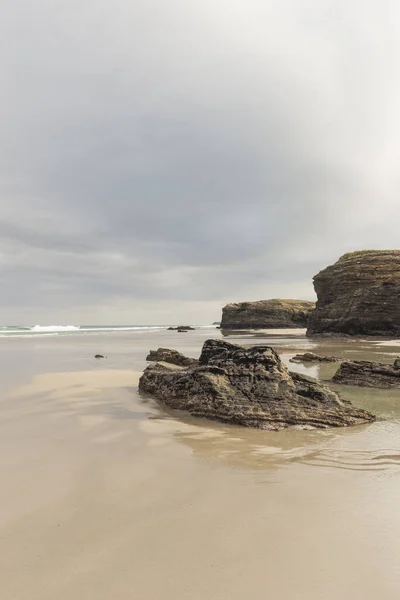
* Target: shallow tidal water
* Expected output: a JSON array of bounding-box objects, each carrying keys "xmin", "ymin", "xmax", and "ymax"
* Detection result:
[{"xmin": 1, "ymin": 328, "xmax": 400, "ymax": 599}]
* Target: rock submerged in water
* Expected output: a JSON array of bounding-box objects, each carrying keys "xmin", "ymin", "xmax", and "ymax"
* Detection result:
[
  {"xmin": 332, "ymin": 358, "xmax": 400, "ymax": 389},
  {"xmin": 307, "ymin": 250, "xmax": 400, "ymax": 337},
  {"xmin": 167, "ymin": 325, "xmax": 196, "ymax": 332},
  {"xmin": 290, "ymin": 353, "xmax": 340, "ymax": 363},
  {"xmin": 139, "ymin": 339, "xmax": 374, "ymax": 430},
  {"xmin": 146, "ymin": 348, "xmax": 199, "ymax": 367},
  {"xmin": 220, "ymin": 299, "xmax": 315, "ymax": 330}
]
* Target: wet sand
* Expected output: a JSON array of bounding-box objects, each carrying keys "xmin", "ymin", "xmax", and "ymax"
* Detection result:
[{"xmin": 1, "ymin": 328, "xmax": 400, "ymax": 599}]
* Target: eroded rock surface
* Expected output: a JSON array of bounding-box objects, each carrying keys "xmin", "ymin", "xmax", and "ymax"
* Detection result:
[
  {"xmin": 139, "ymin": 339, "xmax": 374, "ymax": 430},
  {"xmin": 290, "ymin": 353, "xmax": 340, "ymax": 363},
  {"xmin": 220, "ymin": 299, "xmax": 315, "ymax": 330},
  {"xmin": 307, "ymin": 250, "xmax": 400, "ymax": 337},
  {"xmin": 146, "ymin": 348, "xmax": 198, "ymax": 367},
  {"xmin": 332, "ymin": 358, "xmax": 400, "ymax": 389}
]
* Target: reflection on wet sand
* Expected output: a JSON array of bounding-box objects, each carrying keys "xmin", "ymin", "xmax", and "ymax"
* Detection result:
[
  {"xmin": 8, "ymin": 360, "xmax": 400, "ymax": 476},
  {"xmin": 140, "ymin": 411, "xmax": 400, "ymax": 473}
]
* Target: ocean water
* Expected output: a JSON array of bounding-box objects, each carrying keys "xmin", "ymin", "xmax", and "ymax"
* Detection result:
[
  {"xmin": 0, "ymin": 324, "xmax": 212, "ymax": 337},
  {"xmin": 1, "ymin": 327, "xmax": 400, "ymax": 599}
]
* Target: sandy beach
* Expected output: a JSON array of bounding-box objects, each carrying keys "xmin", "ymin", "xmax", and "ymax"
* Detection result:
[{"xmin": 1, "ymin": 328, "xmax": 400, "ymax": 599}]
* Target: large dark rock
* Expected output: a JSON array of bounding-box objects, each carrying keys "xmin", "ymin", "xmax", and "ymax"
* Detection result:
[
  {"xmin": 220, "ymin": 299, "xmax": 315, "ymax": 330},
  {"xmin": 290, "ymin": 353, "xmax": 340, "ymax": 364},
  {"xmin": 332, "ymin": 358, "xmax": 400, "ymax": 389},
  {"xmin": 146, "ymin": 348, "xmax": 198, "ymax": 367},
  {"xmin": 139, "ymin": 339, "xmax": 374, "ymax": 430},
  {"xmin": 307, "ymin": 250, "xmax": 400, "ymax": 337}
]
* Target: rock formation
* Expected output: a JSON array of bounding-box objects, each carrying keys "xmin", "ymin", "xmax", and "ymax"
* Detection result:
[
  {"xmin": 220, "ymin": 299, "xmax": 315, "ymax": 330},
  {"xmin": 290, "ymin": 353, "xmax": 340, "ymax": 363},
  {"xmin": 146, "ymin": 348, "xmax": 198, "ymax": 367},
  {"xmin": 139, "ymin": 339, "xmax": 374, "ymax": 430},
  {"xmin": 167, "ymin": 326, "xmax": 195, "ymax": 331},
  {"xmin": 307, "ymin": 250, "xmax": 400, "ymax": 336},
  {"xmin": 332, "ymin": 358, "xmax": 400, "ymax": 389}
]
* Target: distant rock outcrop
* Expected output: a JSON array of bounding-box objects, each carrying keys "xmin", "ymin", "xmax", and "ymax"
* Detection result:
[
  {"xmin": 307, "ymin": 250, "xmax": 400, "ymax": 337},
  {"xmin": 146, "ymin": 348, "xmax": 198, "ymax": 367},
  {"xmin": 290, "ymin": 352, "xmax": 340, "ymax": 363},
  {"xmin": 139, "ymin": 339, "xmax": 374, "ymax": 430},
  {"xmin": 167, "ymin": 326, "xmax": 195, "ymax": 332},
  {"xmin": 332, "ymin": 358, "xmax": 400, "ymax": 389},
  {"xmin": 220, "ymin": 299, "xmax": 315, "ymax": 330}
]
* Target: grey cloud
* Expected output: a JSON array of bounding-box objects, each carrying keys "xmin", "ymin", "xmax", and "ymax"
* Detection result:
[{"xmin": 0, "ymin": 0, "xmax": 399, "ymax": 323}]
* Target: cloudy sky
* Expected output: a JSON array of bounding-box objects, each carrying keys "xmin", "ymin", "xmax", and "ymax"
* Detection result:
[{"xmin": 1, "ymin": 0, "xmax": 400, "ymax": 324}]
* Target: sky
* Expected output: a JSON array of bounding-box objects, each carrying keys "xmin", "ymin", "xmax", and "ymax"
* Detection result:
[{"xmin": 1, "ymin": 0, "xmax": 400, "ymax": 324}]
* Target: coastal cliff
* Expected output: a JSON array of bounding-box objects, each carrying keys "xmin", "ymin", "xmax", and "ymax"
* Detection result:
[
  {"xmin": 307, "ymin": 250, "xmax": 400, "ymax": 337},
  {"xmin": 221, "ymin": 299, "xmax": 315, "ymax": 329}
]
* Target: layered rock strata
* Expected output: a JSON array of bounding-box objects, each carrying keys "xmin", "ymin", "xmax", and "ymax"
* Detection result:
[
  {"xmin": 290, "ymin": 353, "xmax": 340, "ymax": 363},
  {"xmin": 307, "ymin": 250, "xmax": 400, "ymax": 336},
  {"xmin": 139, "ymin": 339, "xmax": 374, "ymax": 430},
  {"xmin": 146, "ymin": 348, "xmax": 198, "ymax": 367},
  {"xmin": 332, "ymin": 359, "xmax": 400, "ymax": 389},
  {"xmin": 221, "ymin": 299, "xmax": 315, "ymax": 329}
]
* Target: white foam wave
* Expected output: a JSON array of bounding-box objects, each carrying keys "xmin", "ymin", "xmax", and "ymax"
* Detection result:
[
  {"xmin": 82, "ymin": 326, "xmax": 164, "ymax": 332},
  {"xmin": 30, "ymin": 325, "xmax": 81, "ymax": 333}
]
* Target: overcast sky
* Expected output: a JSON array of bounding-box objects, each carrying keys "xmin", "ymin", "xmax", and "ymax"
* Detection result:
[{"xmin": 1, "ymin": 0, "xmax": 400, "ymax": 324}]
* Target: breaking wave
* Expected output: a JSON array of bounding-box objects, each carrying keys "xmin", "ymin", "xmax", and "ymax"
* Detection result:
[{"xmin": 30, "ymin": 325, "xmax": 81, "ymax": 333}]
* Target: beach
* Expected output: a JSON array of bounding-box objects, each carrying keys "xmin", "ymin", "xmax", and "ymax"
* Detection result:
[{"xmin": 1, "ymin": 327, "xmax": 400, "ymax": 599}]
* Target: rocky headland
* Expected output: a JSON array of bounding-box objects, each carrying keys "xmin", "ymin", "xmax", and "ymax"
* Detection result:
[
  {"xmin": 221, "ymin": 299, "xmax": 315, "ymax": 330},
  {"xmin": 307, "ymin": 250, "xmax": 400, "ymax": 337},
  {"xmin": 139, "ymin": 339, "xmax": 374, "ymax": 430},
  {"xmin": 332, "ymin": 358, "xmax": 400, "ymax": 389}
]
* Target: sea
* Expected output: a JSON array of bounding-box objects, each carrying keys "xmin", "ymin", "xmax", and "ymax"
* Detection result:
[{"xmin": 0, "ymin": 324, "xmax": 200, "ymax": 337}]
